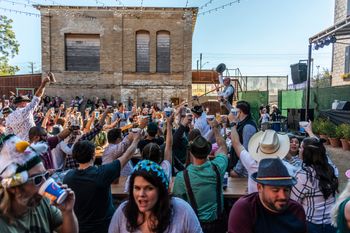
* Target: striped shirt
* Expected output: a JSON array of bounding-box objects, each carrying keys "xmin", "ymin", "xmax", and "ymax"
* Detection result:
[{"xmin": 291, "ymin": 166, "xmax": 336, "ymax": 225}]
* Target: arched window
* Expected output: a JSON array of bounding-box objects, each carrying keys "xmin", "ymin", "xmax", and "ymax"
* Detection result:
[
  {"xmin": 156, "ymin": 31, "xmax": 170, "ymax": 73},
  {"xmin": 136, "ymin": 31, "xmax": 150, "ymax": 72}
]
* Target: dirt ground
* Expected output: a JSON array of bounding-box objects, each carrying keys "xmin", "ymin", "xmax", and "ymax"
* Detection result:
[{"xmin": 326, "ymin": 145, "xmax": 350, "ymax": 192}]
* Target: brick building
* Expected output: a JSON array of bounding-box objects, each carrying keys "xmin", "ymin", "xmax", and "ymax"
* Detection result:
[
  {"xmin": 330, "ymin": 0, "xmax": 350, "ymax": 86},
  {"xmin": 35, "ymin": 5, "xmax": 197, "ymax": 106}
]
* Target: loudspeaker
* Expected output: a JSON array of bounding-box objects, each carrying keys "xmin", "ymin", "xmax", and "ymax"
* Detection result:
[
  {"xmin": 290, "ymin": 63, "xmax": 307, "ymax": 84},
  {"xmin": 336, "ymin": 101, "xmax": 350, "ymax": 110}
]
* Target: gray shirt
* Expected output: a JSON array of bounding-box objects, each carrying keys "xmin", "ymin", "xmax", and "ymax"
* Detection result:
[{"xmin": 108, "ymin": 197, "xmax": 203, "ymax": 233}]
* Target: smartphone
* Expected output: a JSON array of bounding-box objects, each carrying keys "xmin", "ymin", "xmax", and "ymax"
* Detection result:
[{"xmin": 95, "ymin": 112, "xmax": 99, "ymax": 118}]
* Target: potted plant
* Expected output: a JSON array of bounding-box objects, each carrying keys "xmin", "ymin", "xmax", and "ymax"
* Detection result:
[
  {"xmin": 337, "ymin": 124, "xmax": 350, "ymax": 150},
  {"xmin": 318, "ymin": 119, "xmax": 330, "ymax": 145},
  {"xmin": 343, "ymin": 124, "xmax": 350, "ymax": 150},
  {"xmin": 327, "ymin": 122, "xmax": 341, "ymax": 147},
  {"xmin": 312, "ymin": 118, "xmax": 321, "ymax": 136}
]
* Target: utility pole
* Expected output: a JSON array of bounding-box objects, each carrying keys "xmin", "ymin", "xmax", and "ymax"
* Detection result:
[
  {"xmin": 29, "ymin": 62, "xmax": 34, "ymax": 74},
  {"xmin": 316, "ymin": 65, "xmax": 320, "ymax": 87}
]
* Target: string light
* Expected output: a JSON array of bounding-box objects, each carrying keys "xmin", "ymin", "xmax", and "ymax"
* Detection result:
[
  {"xmin": 199, "ymin": 0, "xmax": 213, "ymax": 10},
  {"xmin": 198, "ymin": 0, "xmax": 240, "ymax": 16},
  {"xmin": 185, "ymin": 0, "xmax": 189, "ymax": 8},
  {"xmin": 0, "ymin": 0, "xmax": 32, "ymax": 8},
  {"xmin": 0, "ymin": 6, "xmax": 40, "ymax": 17}
]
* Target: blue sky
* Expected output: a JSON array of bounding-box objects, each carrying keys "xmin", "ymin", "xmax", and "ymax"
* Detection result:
[{"xmin": 2, "ymin": 0, "xmax": 335, "ymax": 81}]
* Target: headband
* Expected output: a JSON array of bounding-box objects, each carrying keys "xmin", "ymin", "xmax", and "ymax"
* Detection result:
[{"xmin": 133, "ymin": 160, "xmax": 169, "ymax": 189}]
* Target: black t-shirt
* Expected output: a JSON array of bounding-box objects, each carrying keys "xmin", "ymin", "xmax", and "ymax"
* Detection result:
[
  {"xmin": 63, "ymin": 160, "xmax": 121, "ymax": 233},
  {"xmin": 137, "ymin": 137, "xmax": 164, "ymax": 152},
  {"xmin": 228, "ymin": 192, "xmax": 307, "ymax": 233}
]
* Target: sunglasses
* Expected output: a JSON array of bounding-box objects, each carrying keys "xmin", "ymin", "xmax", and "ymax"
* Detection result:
[{"xmin": 28, "ymin": 171, "xmax": 50, "ymax": 186}]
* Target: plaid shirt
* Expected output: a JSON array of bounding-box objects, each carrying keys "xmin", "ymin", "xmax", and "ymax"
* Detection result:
[
  {"xmin": 102, "ymin": 136, "xmax": 132, "ymax": 164},
  {"xmin": 64, "ymin": 123, "xmax": 103, "ymax": 169},
  {"xmin": 291, "ymin": 166, "xmax": 336, "ymax": 225}
]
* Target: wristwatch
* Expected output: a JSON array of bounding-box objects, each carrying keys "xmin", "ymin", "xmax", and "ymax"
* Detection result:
[{"xmin": 228, "ymin": 122, "xmax": 237, "ymax": 128}]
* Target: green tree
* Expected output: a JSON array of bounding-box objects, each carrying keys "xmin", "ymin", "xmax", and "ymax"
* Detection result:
[
  {"xmin": 313, "ymin": 67, "xmax": 331, "ymax": 88},
  {"xmin": 0, "ymin": 15, "xmax": 20, "ymax": 75}
]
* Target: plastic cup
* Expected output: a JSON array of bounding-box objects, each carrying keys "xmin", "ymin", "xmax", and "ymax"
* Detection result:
[
  {"xmin": 131, "ymin": 128, "xmax": 141, "ymax": 133},
  {"xmin": 164, "ymin": 107, "xmax": 172, "ymax": 117},
  {"xmin": 206, "ymin": 115, "xmax": 215, "ymax": 121},
  {"xmin": 299, "ymin": 121, "xmax": 309, "ymax": 133},
  {"xmin": 39, "ymin": 178, "xmax": 68, "ymax": 205}
]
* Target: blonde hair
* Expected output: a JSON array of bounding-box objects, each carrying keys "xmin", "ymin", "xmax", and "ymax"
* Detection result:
[{"xmin": 331, "ymin": 180, "xmax": 350, "ymax": 227}]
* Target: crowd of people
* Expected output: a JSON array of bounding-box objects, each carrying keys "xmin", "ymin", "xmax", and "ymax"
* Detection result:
[{"xmin": 0, "ymin": 73, "xmax": 349, "ymax": 233}]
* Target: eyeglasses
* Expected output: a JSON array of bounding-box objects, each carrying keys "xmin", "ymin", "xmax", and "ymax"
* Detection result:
[{"xmin": 28, "ymin": 171, "xmax": 50, "ymax": 186}]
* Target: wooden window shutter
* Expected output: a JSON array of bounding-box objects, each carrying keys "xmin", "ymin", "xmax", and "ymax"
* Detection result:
[
  {"xmin": 156, "ymin": 31, "xmax": 170, "ymax": 73},
  {"xmin": 65, "ymin": 34, "xmax": 100, "ymax": 71},
  {"xmin": 136, "ymin": 31, "xmax": 150, "ymax": 72},
  {"xmin": 345, "ymin": 46, "xmax": 350, "ymax": 73}
]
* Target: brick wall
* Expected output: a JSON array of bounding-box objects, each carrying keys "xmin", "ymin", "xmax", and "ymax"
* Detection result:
[
  {"xmin": 0, "ymin": 74, "xmax": 42, "ymax": 97},
  {"xmin": 37, "ymin": 6, "xmax": 197, "ymax": 106},
  {"xmin": 332, "ymin": 0, "xmax": 350, "ymax": 86}
]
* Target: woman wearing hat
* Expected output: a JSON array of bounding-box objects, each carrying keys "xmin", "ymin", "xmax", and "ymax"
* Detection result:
[
  {"xmin": 291, "ymin": 137, "xmax": 339, "ymax": 233},
  {"xmin": 108, "ymin": 160, "xmax": 202, "ymax": 233}
]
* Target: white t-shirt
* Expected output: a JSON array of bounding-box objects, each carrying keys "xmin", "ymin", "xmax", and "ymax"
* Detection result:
[{"xmin": 239, "ymin": 150, "xmax": 258, "ymax": 194}]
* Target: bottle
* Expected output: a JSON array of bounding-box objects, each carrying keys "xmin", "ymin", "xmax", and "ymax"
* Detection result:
[{"xmin": 223, "ymin": 172, "xmax": 228, "ymax": 190}]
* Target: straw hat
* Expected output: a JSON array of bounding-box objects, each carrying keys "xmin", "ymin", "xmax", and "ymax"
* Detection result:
[{"xmin": 248, "ymin": 130, "xmax": 290, "ymax": 162}]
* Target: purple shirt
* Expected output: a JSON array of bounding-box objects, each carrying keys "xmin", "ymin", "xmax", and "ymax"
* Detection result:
[{"xmin": 228, "ymin": 192, "xmax": 306, "ymax": 233}]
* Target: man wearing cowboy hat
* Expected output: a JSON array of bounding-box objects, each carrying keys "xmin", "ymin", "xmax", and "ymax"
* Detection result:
[
  {"xmin": 228, "ymin": 158, "xmax": 307, "ymax": 233},
  {"xmin": 6, "ymin": 74, "xmax": 52, "ymax": 141},
  {"xmin": 228, "ymin": 112, "xmax": 295, "ymax": 194}
]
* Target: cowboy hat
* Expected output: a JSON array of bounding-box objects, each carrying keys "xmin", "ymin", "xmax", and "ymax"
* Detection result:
[
  {"xmin": 251, "ymin": 158, "xmax": 297, "ymax": 186},
  {"xmin": 191, "ymin": 105, "xmax": 203, "ymax": 115},
  {"xmin": 248, "ymin": 130, "xmax": 290, "ymax": 162},
  {"xmin": 13, "ymin": 95, "xmax": 31, "ymax": 104}
]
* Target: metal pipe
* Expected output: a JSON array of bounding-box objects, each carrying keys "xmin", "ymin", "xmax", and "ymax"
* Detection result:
[{"xmin": 305, "ymin": 44, "xmax": 312, "ymax": 120}]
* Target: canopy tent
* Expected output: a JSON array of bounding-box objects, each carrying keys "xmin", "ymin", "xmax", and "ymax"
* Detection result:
[{"xmin": 305, "ymin": 15, "xmax": 350, "ymax": 119}]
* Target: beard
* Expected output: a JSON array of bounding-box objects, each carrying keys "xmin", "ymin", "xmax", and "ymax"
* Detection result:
[
  {"xmin": 18, "ymin": 193, "xmax": 43, "ymax": 208},
  {"xmin": 265, "ymin": 199, "xmax": 288, "ymax": 213}
]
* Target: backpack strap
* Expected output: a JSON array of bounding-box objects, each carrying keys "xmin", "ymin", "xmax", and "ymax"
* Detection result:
[
  {"xmin": 183, "ymin": 169, "xmax": 199, "ymax": 216},
  {"xmin": 211, "ymin": 163, "xmax": 222, "ymax": 217}
]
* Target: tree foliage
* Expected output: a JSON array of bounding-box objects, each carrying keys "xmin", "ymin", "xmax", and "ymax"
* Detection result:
[
  {"xmin": 312, "ymin": 68, "xmax": 331, "ymax": 88},
  {"xmin": 0, "ymin": 15, "xmax": 20, "ymax": 75}
]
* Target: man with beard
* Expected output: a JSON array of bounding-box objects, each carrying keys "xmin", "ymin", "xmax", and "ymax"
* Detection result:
[
  {"xmin": 0, "ymin": 136, "xmax": 78, "ymax": 233},
  {"xmin": 228, "ymin": 158, "xmax": 307, "ymax": 233}
]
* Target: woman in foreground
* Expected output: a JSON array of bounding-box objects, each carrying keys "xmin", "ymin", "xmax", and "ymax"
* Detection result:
[{"xmin": 108, "ymin": 160, "xmax": 202, "ymax": 233}]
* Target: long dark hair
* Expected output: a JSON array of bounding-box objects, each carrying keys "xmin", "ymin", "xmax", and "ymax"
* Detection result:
[
  {"xmin": 301, "ymin": 137, "xmax": 338, "ymax": 199},
  {"xmin": 124, "ymin": 170, "xmax": 172, "ymax": 233}
]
